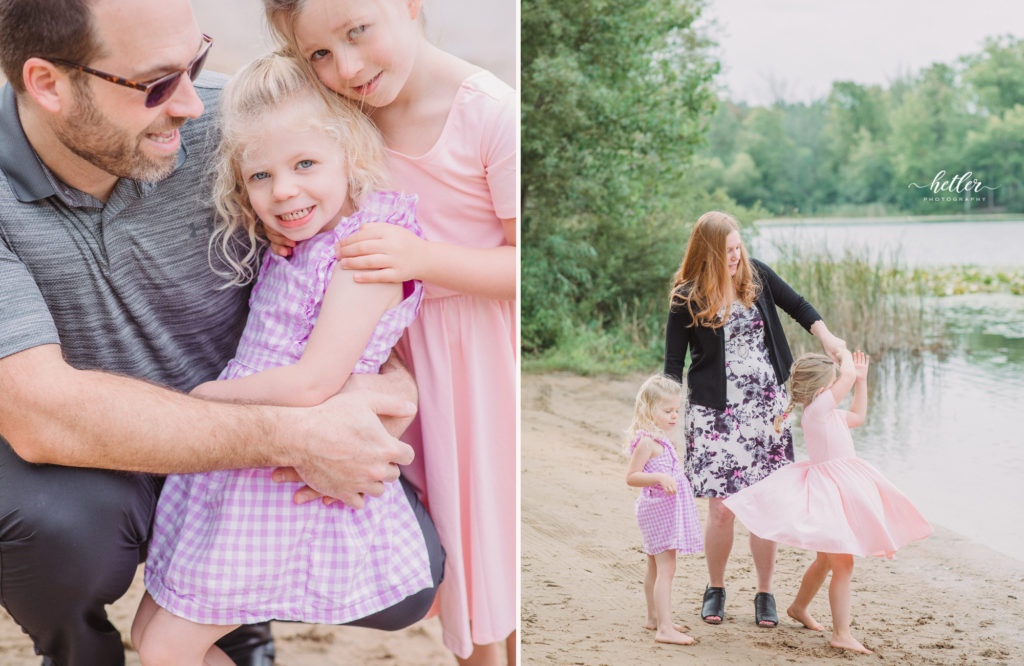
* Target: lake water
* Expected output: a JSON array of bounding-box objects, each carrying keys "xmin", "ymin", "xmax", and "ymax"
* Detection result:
[
  {"xmin": 753, "ymin": 218, "xmax": 1024, "ymax": 267},
  {"xmin": 753, "ymin": 220, "xmax": 1024, "ymax": 561}
]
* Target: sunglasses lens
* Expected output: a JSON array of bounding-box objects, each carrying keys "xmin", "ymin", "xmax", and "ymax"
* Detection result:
[
  {"xmin": 144, "ymin": 74, "xmax": 182, "ymax": 108},
  {"xmin": 143, "ymin": 37, "xmax": 211, "ymax": 107},
  {"xmin": 189, "ymin": 44, "xmax": 211, "ymax": 81}
]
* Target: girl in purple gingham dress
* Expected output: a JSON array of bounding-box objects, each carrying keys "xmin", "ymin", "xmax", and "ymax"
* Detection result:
[
  {"xmin": 625, "ymin": 376, "xmax": 703, "ymax": 646},
  {"xmin": 133, "ymin": 55, "xmax": 435, "ymax": 665}
]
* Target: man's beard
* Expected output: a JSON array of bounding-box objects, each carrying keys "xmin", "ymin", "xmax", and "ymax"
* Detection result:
[{"xmin": 53, "ymin": 80, "xmax": 184, "ymax": 184}]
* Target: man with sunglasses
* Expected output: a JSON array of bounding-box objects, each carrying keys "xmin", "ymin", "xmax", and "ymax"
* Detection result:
[{"xmin": 0, "ymin": 1, "xmax": 436, "ymax": 664}]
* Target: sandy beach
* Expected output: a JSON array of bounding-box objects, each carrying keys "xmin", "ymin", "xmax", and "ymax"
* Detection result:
[{"xmin": 522, "ymin": 371, "xmax": 1024, "ymax": 665}]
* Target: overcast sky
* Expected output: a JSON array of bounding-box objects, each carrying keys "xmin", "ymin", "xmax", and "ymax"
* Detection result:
[{"xmin": 700, "ymin": 0, "xmax": 1024, "ymax": 105}]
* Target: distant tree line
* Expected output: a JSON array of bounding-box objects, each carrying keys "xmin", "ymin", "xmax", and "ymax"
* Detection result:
[{"xmin": 695, "ymin": 35, "xmax": 1024, "ymax": 215}]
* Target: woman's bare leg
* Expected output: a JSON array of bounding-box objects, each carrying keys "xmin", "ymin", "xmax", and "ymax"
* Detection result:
[
  {"xmin": 748, "ymin": 532, "xmax": 777, "ymax": 594},
  {"xmin": 704, "ymin": 498, "xmax": 734, "ymax": 588}
]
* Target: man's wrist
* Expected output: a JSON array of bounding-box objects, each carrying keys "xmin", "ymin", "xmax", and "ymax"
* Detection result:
[{"xmin": 252, "ymin": 403, "xmax": 295, "ymax": 468}]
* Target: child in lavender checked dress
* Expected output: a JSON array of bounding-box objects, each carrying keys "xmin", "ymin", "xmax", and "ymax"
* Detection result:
[
  {"xmin": 130, "ymin": 53, "xmax": 443, "ymax": 665},
  {"xmin": 625, "ymin": 375, "xmax": 704, "ymax": 646}
]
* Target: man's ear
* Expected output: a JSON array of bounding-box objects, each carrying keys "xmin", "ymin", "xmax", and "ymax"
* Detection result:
[{"xmin": 22, "ymin": 57, "xmax": 71, "ymax": 113}]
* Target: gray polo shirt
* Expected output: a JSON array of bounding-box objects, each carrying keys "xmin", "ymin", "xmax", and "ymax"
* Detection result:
[{"xmin": 0, "ymin": 73, "xmax": 250, "ymax": 392}]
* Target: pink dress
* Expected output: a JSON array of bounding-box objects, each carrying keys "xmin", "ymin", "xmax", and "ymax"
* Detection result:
[
  {"xmin": 388, "ymin": 70, "xmax": 516, "ymax": 657},
  {"xmin": 723, "ymin": 390, "xmax": 932, "ymax": 558},
  {"xmin": 145, "ymin": 192, "xmax": 434, "ymax": 625},
  {"xmin": 630, "ymin": 431, "xmax": 704, "ymax": 555}
]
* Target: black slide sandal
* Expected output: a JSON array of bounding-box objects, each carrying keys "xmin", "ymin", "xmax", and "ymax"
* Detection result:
[
  {"xmin": 701, "ymin": 585, "xmax": 725, "ymax": 624},
  {"xmin": 754, "ymin": 592, "xmax": 778, "ymax": 627}
]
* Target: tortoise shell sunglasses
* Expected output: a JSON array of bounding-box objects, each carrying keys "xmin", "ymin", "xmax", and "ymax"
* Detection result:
[{"xmin": 48, "ymin": 33, "xmax": 213, "ymax": 108}]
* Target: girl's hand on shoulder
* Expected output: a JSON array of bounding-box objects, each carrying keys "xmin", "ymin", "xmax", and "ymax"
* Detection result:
[
  {"xmin": 853, "ymin": 350, "xmax": 870, "ymax": 381},
  {"xmin": 659, "ymin": 474, "xmax": 678, "ymax": 495},
  {"xmin": 337, "ymin": 223, "xmax": 424, "ymax": 284}
]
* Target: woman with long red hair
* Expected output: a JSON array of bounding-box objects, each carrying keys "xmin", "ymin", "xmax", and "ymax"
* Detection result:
[{"xmin": 664, "ymin": 211, "xmax": 846, "ymax": 628}]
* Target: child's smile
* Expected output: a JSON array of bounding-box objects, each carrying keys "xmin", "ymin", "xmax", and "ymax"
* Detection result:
[{"xmin": 241, "ymin": 100, "xmax": 354, "ymax": 243}]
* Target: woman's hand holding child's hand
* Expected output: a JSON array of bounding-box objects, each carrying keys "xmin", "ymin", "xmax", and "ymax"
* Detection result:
[
  {"xmin": 338, "ymin": 222, "xmax": 424, "ymax": 284},
  {"xmin": 825, "ymin": 336, "xmax": 848, "ymax": 362},
  {"xmin": 659, "ymin": 474, "xmax": 678, "ymax": 495}
]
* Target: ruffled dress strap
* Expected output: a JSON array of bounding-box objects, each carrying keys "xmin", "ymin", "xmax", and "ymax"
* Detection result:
[
  {"xmin": 301, "ymin": 190, "xmax": 426, "ymax": 373},
  {"xmin": 629, "ymin": 429, "xmax": 656, "ymax": 454}
]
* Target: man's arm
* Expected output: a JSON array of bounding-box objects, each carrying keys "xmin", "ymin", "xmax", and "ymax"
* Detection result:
[
  {"xmin": 271, "ymin": 351, "xmax": 419, "ymax": 505},
  {"xmin": 0, "ymin": 344, "xmax": 415, "ymax": 508}
]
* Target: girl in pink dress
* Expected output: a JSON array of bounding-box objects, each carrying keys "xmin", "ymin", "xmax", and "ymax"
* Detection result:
[
  {"xmin": 264, "ymin": 2, "xmax": 517, "ymax": 662},
  {"xmin": 131, "ymin": 54, "xmax": 442, "ymax": 665},
  {"xmin": 625, "ymin": 375, "xmax": 703, "ymax": 647},
  {"xmin": 724, "ymin": 349, "xmax": 931, "ymax": 654}
]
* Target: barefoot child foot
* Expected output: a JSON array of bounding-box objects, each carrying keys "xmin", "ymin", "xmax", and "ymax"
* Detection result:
[
  {"xmin": 645, "ymin": 621, "xmax": 690, "ymax": 632},
  {"xmin": 655, "ymin": 625, "xmax": 695, "ymax": 645},
  {"xmin": 786, "ymin": 604, "xmax": 824, "ymax": 631},
  {"xmin": 830, "ymin": 633, "xmax": 873, "ymax": 654}
]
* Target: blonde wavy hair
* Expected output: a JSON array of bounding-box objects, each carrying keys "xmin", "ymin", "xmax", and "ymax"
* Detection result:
[
  {"xmin": 625, "ymin": 374, "xmax": 687, "ymax": 449},
  {"xmin": 209, "ymin": 52, "xmax": 390, "ymax": 285},
  {"xmin": 773, "ymin": 353, "xmax": 837, "ymax": 433},
  {"xmin": 669, "ymin": 211, "xmax": 759, "ymax": 328}
]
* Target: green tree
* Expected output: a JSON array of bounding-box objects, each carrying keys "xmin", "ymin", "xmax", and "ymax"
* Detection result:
[
  {"xmin": 965, "ymin": 105, "xmax": 1024, "ymax": 209},
  {"xmin": 962, "ymin": 35, "xmax": 1024, "ymax": 117},
  {"xmin": 822, "ymin": 82, "xmax": 890, "ymax": 170},
  {"xmin": 838, "ymin": 128, "xmax": 895, "ymax": 204},
  {"xmin": 888, "ymin": 64, "xmax": 973, "ymax": 212},
  {"xmin": 522, "ymin": 0, "xmax": 718, "ymax": 352}
]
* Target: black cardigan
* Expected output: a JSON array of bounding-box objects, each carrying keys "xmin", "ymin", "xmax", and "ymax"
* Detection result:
[{"xmin": 663, "ymin": 258, "xmax": 822, "ymax": 410}]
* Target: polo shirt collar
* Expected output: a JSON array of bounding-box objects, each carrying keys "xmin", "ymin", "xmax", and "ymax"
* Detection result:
[{"xmin": 0, "ymin": 84, "xmax": 187, "ymax": 205}]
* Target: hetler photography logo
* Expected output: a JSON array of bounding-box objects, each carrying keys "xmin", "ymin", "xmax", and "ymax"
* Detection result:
[{"xmin": 908, "ymin": 170, "xmax": 1001, "ymax": 202}]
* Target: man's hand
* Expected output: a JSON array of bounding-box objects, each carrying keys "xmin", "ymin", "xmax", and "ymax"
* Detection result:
[{"xmin": 285, "ymin": 389, "xmax": 415, "ymax": 508}]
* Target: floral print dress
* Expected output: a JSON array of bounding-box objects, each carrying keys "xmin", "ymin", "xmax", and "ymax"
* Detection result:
[{"xmin": 685, "ymin": 302, "xmax": 794, "ymax": 498}]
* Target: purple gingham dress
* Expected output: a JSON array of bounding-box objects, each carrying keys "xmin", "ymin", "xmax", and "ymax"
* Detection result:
[
  {"xmin": 145, "ymin": 191, "xmax": 433, "ymax": 625},
  {"xmin": 631, "ymin": 430, "xmax": 704, "ymax": 555}
]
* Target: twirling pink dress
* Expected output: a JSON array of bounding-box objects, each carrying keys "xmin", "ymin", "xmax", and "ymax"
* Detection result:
[
  {"xmin": 388, "ymin": 70, "xmax": 516, "ymax": 657},
  {"xmin": 145, "ymin": 192, "xmax": 433, "ymax": 625},
  {"xmin": 723, "ymin": 390, "xmax": 931, "ymax": 558},
  {"xmin": 630, "ymin": 430, "xmax": 704, "ymax": 555}
]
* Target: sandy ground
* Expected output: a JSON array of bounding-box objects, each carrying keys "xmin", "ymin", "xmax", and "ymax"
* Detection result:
[
  {"xmin": 522, "ymin": 371, "xmax": 1024, "ymax": 665},
  {"xmin": 0, "ymin": 566, "xmax": 457, "ymax": 665}
]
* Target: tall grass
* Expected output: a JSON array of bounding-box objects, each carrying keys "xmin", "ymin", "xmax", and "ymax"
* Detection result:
[
  {"xmin": 522, "ymin": 242, "xmax": 948, "ymax": 375},
  {"xmin": 770, "ymin": 244, "xmax": 945, "ymax": 358}
]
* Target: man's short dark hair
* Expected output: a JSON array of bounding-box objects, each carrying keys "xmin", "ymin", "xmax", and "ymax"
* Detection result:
[{"xmin": 0, "ymin": 0, "xmax": 99, "ymax": 93}]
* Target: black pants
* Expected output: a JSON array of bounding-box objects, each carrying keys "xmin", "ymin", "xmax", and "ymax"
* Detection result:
[{"xmin": 0, "ymin": 441, "xmax": 443, "ymax": 665}]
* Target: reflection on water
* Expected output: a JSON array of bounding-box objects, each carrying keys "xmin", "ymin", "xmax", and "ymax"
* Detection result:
[{"xmin": 791, "ymin": 293, "xmax": 1024, "ymax": 560}]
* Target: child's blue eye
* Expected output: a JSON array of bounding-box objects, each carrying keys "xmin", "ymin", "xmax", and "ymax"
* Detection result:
[
  {"xmin": 250, "ymin": 171, "xmax": 269, "ymax": 181},
  {"xmin": 310, "ymin": 49, "xmax": 330, "ymax": 61},
  {"xmin": 348, "ymin": 25, "xmax": 367, "ymax": 39},
  {"xmin": 297, "ymin": 160, "xmax": 314, "ymax": 169}
]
